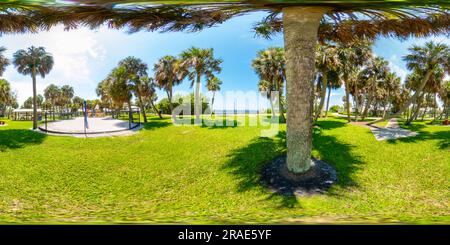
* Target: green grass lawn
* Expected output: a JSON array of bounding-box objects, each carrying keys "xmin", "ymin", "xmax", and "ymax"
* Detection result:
[{"xmin": 0, "ymin": 116, "xmax": 449, "ymax": 224}]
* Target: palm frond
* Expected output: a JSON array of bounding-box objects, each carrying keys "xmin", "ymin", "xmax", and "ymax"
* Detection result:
[{"xmin": 0, "ymin": 1, "xmax": 448, "ymax": 44}]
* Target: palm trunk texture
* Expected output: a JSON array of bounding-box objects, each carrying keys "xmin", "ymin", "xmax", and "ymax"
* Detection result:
[{"xmin": 283, "ymin": 6, "xmax": 325, "ymax": 174}]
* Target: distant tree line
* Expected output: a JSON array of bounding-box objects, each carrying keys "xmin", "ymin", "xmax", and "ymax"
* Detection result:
[
  {"xmin": 96, "ymin": 47, "xmax": 222, "ymax": 122},
  {"xmin": 252, "ymin": 41, "xmax": 449, "ymax": 124}
]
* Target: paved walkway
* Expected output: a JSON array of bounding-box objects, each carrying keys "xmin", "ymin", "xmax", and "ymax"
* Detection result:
[
  {"xmin": 38, "ymin": 117, "xmax": 143, "ymax": 138},
  {"xmin": 369, "ymin": 118, "xmax": 418, "ymax": 141}
]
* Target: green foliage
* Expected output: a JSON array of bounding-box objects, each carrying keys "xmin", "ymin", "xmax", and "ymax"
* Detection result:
[
  {"xmin": 329, "ymin": 105, "xmax": 340, "ymax": 112},
  {"xmin": 0, "ymin": 46, "xmax": 10, "ymax": 77},
  {"xmin": 155, "ymin": 98, "xmax": 176, "ymax": 114},
  {"xmin": 13, "ymin": 46, "xmax": 54, "ymax": 78},
  {"xmin": 0, "ymin": 79, "xmax": 12, "ymax": 106},
  {"xmin": 108, "ymin": 66, "xmax": 133, "ymax": 106},
  {"xmin": 22, "ymin": 95, "xmax": 43, "ymax": 109},
  {"xmin": 157, "ymin": 93, "xmax": 210, "ymax": 115}
]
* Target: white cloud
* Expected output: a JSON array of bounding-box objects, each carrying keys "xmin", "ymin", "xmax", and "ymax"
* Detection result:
[
  {"xmin": 1, "ymin": 25, "xmax": 106, "ymax": 104},
  {"xmin": 388, "ymin": 61, "xmax": 408, "ymax": 83},
  {"xmin": 330, "ymin": 92, "xmax": 340, "ymax": 97}
]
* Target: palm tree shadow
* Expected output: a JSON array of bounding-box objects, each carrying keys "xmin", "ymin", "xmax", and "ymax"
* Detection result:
[
  {"xmin": 222, "ymin": 120, "xmax": 363, "ymax": 208},
  {"xmin": 313, "ymin": 130, "xmax": 364, "ymax": 189},
  {"xmin": 385, "ymin": 125, "xmax": 450, "ymax": 150},
  {"xmin": 201, "ymin": 118, "xmax": 241, "ymax": 129},
  {"xmin": 315, "ymin": 119, "xmax": 347, "ymax": 130},
  {"xmin": 222, "ymin": 131, "xmax": 295, "ymax": 208},
  {"xmin": 142, "ymin": 117, "xmax": 172, "ymax": 130},
  {"xmin": 0, "ymin": 129, "xmax": 47, "ymax": 151}
]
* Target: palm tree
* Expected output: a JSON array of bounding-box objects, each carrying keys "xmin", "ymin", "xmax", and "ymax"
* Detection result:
[
  {"xmin": 108, "ymin": 66, "xmax": 133, "ymax": 128},
  {"xmin": 0, "ymin": 47, "xmax": 10, "ymax": 76},
  {"xmin": 72, "ymin": 96, "xmax": 84, "ymax": 114},
  {"xmin": 13, "ymin": 46, "xmax": 54, "ymax": 129},
  {"xmin": 404, "ymin": 63, "xmax": 445, "ymax": 124},
  {"xmin": 44, "ymin": 84, "xmax": 61, "ymax": 121},
  {"xmin": 324, "ymin": 74, "xmax": 341, "ymax": 118},
  {"xmin": 180, "ymin": 47, "xmax": 222, "ymax": 123},
  {"xmin": 60, "ymin": 85, "xmax": 74, "ymax": 117},
  {"xmin": 337, "ymin": 41, "xmax": 372, "ymax": 122},
  {"xmin": 0, "ymin": 79, "xmax": 12, "ymax": 116},
  {"xmin": 153, "ymin": 55, "xmax": 187, "ymax": 118},
  {"xmin": 0, "ymin": 79, "xmax": 16, "ymax": 118},
  {"xmin": 371, "ymin": 41, "xmax": 449, "ymax": 125},
  {"xmin": 23, "ymin": 97, "xmax": 33, "ymax": 109},
  {"xmin": 139, "ymin": 76, "xmax": 162, "ymax": 119},
  {"xmin": 4, "ymin": 2, "xmax": 448, "ymax": 175},
  {"xmin": 315, "ymin": 44, "xmax": 340, "ymax": 121},
  {"xmin": 206, "ymin": 76, "xmax": 222, "ymax": 115},
  {"xmin": 118, "ymin": 56, "xmax": 149, "ymax": 122},
  {"xmin": 96, "ymin": 78, "xmax": 114, "ymax": 115},
  {"xmin": 380, "ymin": 72, "xmax": 401, "ymax": 118},
  {"xmin": 258, "ymin": 80, "xmax": 275, "ymax": 117},
  {"xmin": 358, "ymin": 56, "xmax": 390, "ymax": 119},
  {"xmin": 437, "ymin": 81, "xmax": 450, "ymax": 121},
  {"xmin": 252, "ymin": 47, "xmax": 286, "ymax": 122},
  {"xmin": 0, "ymin": 79, "xmax": 11, "ymax": 104}
]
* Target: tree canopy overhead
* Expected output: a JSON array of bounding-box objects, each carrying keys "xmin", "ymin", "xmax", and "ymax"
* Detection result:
[{"xmin": 0, "ymin": 1, "xmax": 448, "ymax": 43}]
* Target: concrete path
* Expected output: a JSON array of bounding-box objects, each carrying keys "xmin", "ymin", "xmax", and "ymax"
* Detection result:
[{"xmin": 369, "ymin": 118, "xmax": 418, "ymax": 141}]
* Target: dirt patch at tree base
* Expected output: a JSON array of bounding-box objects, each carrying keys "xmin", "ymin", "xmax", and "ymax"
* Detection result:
[{"xmin": 260, "ymin": 156, "xmax": 338, "ymax": 197}]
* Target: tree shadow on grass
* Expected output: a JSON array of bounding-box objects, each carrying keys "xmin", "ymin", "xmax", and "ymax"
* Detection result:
[
  {"xmin": 315, "ymin": 119, "xmax": 347, "ymax": 131},
  {"xmin": 0, "ymin": 129, "xmax": 47, "ymax": 151},
  {"xmin": 313, "ymin": 131, "xmax": 364, "ymax": 189},
  {"xmin": 222, "ymin": 120, "xmax": 363, "ymax": 208},
  {"xmin": 201, "ymin": 118, "xmax": 241, "ymax": 129},
  {"xmin": 202, "ymin": 116, "xmax": 288, "ymax": 130},
  {"xmin": 142, "ymin": 117, "xmax": 172, "ymax": 131},
  {"xmin": 222, "ymin": 131, "xmax": 294, "ymax": 208},
  {"xmin": 386, "ymin": 125, "xmax": 450, "ymax": 150}
]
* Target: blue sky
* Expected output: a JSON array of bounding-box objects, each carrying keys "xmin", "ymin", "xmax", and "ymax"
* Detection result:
[{"xmin": 1, "ymin": 11, "xmax": 448, "ymax": 110}]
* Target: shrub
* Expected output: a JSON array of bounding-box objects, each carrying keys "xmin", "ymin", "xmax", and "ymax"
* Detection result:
[
  {"xmin": 156, "ymin": 93, "xmax": 210, "ymax": 115},
  {"xmin": 330, "ymin": 105, "xmax": 340, "ymax": 113}
]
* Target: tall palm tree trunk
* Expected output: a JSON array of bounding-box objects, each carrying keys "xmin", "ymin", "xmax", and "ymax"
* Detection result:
[
  {"xmin": 194, "ymin": 73, "xmax": 201, "ymax": 124},
  {"xmin": 278, "ymin": 93, "xmax": 286, "ymax": 123},
  {"xmin": 362, "ymin": 96, "xmax": 372, "ymax": 120},
  {"xmin": 166, "ymin": 90, "xmax": 174, "ymax": 118},
  {"xmin": 412, "ymin": 104, "xmax": 421, "ymax": 121},
  {"xmin": 31, "ymin": 68, "xmax": 38, "ymax": 129},
  {"xmin": 269, "ymin": 95, "xmax": 276, "ymax": 118},
  {"xmin": 52, "ymin": 104, "xmax": 55, "ymax": 121},
  {"xmin": 382, "ymin": 104, "xmax": 388, "ymax": 118},
  {"xmin": 314, "ymin": 72, "xmax": 327, "ymax": 123},
  {"xmin": 344, "ymin": 79, "xmax": 351, "ymax": 122},
  {"xmin": 150, "ymin": 100, "xmax": 162, "ymax": 119},
  {"xmin": 137, "ymin": 94, "xmax": 147, "ymax": 123},
  {"xmin": 354, "ymin": 83, "xmax": 359, "ymax": 122},
  {"xmin": 283, "ymin": 6, "xmax": 325, "ymax": 174},
  {"xmin": 128, "ymin": 101, "xmax": 132, "ymax": 129},
  {"xmin": 445, "ymin": 105, "xmax": 449, "ymax": 120},
  {"xmin": 324, "ymin": 84, "xmax": 332, "ymax": 118},
  {"xmin": 407, "ymin": 92, "xmax": 424, "ymax": 124},
  {"xmin": 421, "ymin": 105, "xmax": 428, "ymax": 121},
  {"xmin": 210, "ymin": 91, "xmax": 215, "ymax": 116},
  {"xmin": 369, "ymin": 69, "xmax": 432, "ymax": 125},
  {"xmin": 168, "ymin": 83, "xmax": 174, "ymax": 115},
  {"xmin": 433, "ymin": 94, "xmax": 438, "ymax": 120}
]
